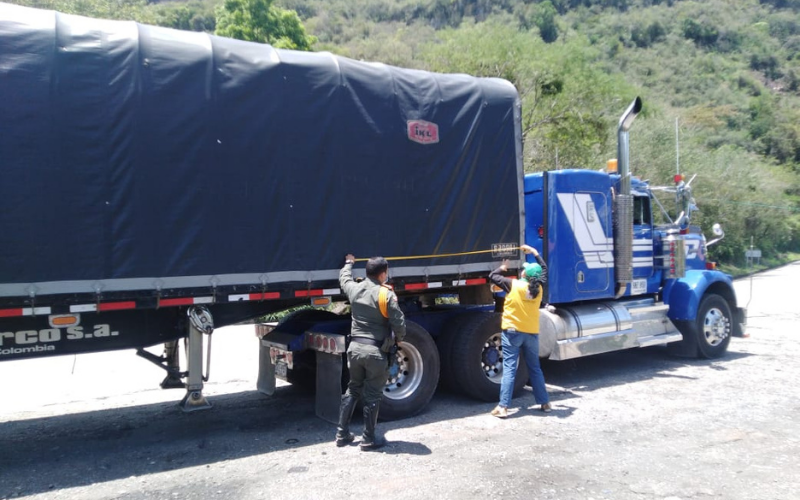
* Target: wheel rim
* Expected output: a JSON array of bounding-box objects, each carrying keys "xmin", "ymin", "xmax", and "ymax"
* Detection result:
[
  {"xmin": 384, "ymin": 342, "xmax": 424, "ymax": 400},
  {"xmin": 703, "ymin": 307, "xmax": 730, "ymax": 346},
  {"xmin": 481, "ymin": 332, "xmax": 503, "ymax": 384}
]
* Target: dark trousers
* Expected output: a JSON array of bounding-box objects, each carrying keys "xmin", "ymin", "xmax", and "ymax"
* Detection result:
[{"xmin": 345, "ymin": 346, "xmax": 388, "ymax": 405}]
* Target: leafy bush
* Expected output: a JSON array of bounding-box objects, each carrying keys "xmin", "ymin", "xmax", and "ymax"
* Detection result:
[{"xmin": 682, "ymin": 18, "xmax": 719, "ymax": 47}]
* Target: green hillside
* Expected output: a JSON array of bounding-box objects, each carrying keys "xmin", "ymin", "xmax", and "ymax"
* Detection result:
[{"xmin": 7, "ymin": 0, "xmax": 800, "ymax": 267}]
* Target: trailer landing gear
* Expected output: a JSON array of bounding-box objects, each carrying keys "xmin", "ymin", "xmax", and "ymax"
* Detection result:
[
  {"xmin": 179, "ymin": 306, "xmax": 214, "ymax": 412},
  {"xmin": 180, "ymin": 389, "xmax": 211, "ymax": 412},
  {"xmin": 139, "ymin": 307, "xmax": 215, "ymax": 411},
  {"xmin": 160, "ymin": 340, "xmax": 185, "ymax": 389}
]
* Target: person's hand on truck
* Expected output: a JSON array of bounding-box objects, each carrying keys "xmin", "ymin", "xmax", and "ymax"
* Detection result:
[{"xmin": 520, "ymin": 244, "xmax": 539, "ymax": 257}]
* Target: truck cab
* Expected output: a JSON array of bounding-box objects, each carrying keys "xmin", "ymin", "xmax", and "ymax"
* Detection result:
[{"xmin": 521, "ymin": 167, "xmax": 745, "ymax": 361}]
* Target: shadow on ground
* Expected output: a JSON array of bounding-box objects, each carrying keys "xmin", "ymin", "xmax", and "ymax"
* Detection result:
[{"xmin": 0, "ymin": 345, "xmax": 750, "ymax": 497}]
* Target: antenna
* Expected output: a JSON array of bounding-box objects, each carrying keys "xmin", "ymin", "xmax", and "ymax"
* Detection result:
[{"xmin": 675, "ymin": 117, "xmax": 680, "ymax": 175}]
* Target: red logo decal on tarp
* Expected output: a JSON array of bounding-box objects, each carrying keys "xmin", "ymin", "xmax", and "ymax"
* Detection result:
[{"xmin": 407, "ymin": 120, "xmax": 439, "ymax": 145}]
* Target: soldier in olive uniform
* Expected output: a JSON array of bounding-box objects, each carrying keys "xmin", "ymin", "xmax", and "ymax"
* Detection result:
[{"xmin": 335, "ymin": 254, "xmax": 406, "ymax": 451}]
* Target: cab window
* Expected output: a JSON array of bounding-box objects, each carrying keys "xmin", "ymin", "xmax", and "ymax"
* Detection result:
[{"xmin": 633, "ymin": 195, "xmax": 651, "ymax": 226}]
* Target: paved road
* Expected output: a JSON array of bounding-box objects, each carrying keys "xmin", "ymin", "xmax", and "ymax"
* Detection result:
[{"xmin": 1, "ymin": 263, "xmax": 798, "ymax": 500}]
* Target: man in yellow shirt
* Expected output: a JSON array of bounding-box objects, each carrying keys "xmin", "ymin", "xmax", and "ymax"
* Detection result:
[{"xmin": 488, "ymin": 244, "xmax": 551, "ymax": 418}]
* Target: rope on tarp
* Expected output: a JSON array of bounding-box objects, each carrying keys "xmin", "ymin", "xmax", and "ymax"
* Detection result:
[{"xmin": 353, "ymin": 247, "xmax": 521, "ymax": 262}]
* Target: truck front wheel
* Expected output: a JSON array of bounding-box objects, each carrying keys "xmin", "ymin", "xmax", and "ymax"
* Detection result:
[
  {"xmin": 380, "ymin": 321, "xmax": 440, "ymax": 421},
  {"xmin": 675, "ymin": 293, "xmax": 732, "ymax": 359}
]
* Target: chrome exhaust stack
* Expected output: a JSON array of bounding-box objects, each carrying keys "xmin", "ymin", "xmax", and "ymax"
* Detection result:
[{"xmin": 614, "ymin": 97, "xmax": 642, "ymax": 296}]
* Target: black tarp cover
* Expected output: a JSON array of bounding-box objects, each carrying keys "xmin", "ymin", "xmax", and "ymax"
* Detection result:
[{"xmin": 0, "ymin": 3, "xmax": 524, "ymax": 299}]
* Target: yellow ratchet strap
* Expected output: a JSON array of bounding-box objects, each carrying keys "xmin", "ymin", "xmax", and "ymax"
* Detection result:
[{"xmin": 354, "ymin": 247, "xmax": 520, "ymax": 263}]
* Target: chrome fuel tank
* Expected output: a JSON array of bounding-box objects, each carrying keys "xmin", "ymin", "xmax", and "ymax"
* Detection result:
[
  {"xmin": 539, "ymin": 302, "xmax": 635, "ymax": 360},
  {"xmin": 539, "ymin": 299, "xmax": 681, "ymax": 360}
]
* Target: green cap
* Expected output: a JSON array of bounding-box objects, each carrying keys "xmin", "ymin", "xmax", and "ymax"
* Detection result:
[{"xmin": 523, "ymin": 262, "xmax": 542, "ymax": 279}]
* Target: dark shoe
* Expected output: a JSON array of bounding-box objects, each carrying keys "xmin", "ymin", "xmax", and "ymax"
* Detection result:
[
  {"xmin": 334, "ymin": 394, "xmax": 357, "ymax": 447},
  {"xmin": 335, "ymin": 431, "xmax": 355, "ymax": 447},
  {"xmin": 360, "ymin": 435, "xmax": 387, "ymax": 451},
  {"xmin": 541, "ymin": 403, "xmax": 552, "ymax": 413},
  {"xmin": 360, "ymin": 401, "xmax": 386, "ymax": 451}
]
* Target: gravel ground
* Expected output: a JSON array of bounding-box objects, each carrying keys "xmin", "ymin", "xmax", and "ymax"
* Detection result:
[{"xmin": 1, "ymin": 263, "xmax": 798, "ymax": 500}]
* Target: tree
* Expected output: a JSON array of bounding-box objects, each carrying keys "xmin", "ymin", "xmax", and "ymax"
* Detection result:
[
  {"xmin": 155, "ymin": 1, "xmax": 217, "ymax": 32},
  {"xmin": 682, "ymin": 18, "xmax": 719, "ymax": 47},
  {"xmin": 215, "ymin": 0, "xmax": 316, "ymax": 50},
  {"xmin": 533, "ymin": 0, "xmax": 559, "ymax": 43},
  {"xmin": 11, "ymin": 0, "xmax": 155, "ymax": 23},
  {"xmin": 517, "ymin": 0, "xmax": 559, "ymax": 43}
]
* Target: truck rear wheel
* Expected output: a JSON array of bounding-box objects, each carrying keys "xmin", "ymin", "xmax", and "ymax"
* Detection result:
[
  {"xmin": 674, "ymin": 293, "xmax": 732, "ymax": 359},
  {"xmin": 380, "ymin": 321, "xmax": 440, "ymax": 421},
  {"xmin": 450, "ymin": 313, "xmax": 527, "ymax": 402},
  {"xmin": 436, "ymin": 311, "xmax": 485, "ymax": 393}
]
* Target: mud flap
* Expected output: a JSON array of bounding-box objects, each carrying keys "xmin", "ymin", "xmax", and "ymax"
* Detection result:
[
  {"xmin": 257, "ymin": 340, "xmax": 277, "ymax": 396},
  {"xmin": 315, "ymin": 351, "xmax": 344, "ymax": 424},
  {"xmin": 734, "ymin": 307, "xmax": 748, "ymax": 337}
]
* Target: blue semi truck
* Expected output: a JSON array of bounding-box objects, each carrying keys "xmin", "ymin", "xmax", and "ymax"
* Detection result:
[{"xmin": 0, "ymin": 4, "xmax": 745, "ymax": 422}]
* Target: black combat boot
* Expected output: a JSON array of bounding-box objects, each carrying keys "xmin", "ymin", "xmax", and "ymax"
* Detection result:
[
  {"xmin": 360, "ymin": 401, "xmax": 386, "ymax": 451},
  {"xmin": 335, "ymin": 394, "xmax": 357, "ymax": 447}
]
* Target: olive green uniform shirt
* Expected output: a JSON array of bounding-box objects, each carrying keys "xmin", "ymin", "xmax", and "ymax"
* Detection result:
[{"xmin": 339, "ymin": 262, "xmax": 406, "ymax": 347}]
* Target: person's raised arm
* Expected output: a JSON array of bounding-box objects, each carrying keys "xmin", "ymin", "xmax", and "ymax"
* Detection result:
[
  {"xmin": 489, "ymin": 259, "xmax": 514, "ymax": 293},
  {"xmin": 339, "ymin": 253, "xmax": 357, "ymax": 297},
  {"xmin": 521, "ymin": 245, "xmax": 547, "ymax": 285}
]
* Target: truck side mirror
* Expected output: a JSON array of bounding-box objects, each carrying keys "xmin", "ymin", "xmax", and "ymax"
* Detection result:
[{"xmin": 707, "ymin": 223, "xmax": 725, "ymax": 247}]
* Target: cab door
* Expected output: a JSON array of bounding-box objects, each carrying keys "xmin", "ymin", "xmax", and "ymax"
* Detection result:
[{"xmin": 545, "ymin": 170, "xmax": 614, "ymax": 303}]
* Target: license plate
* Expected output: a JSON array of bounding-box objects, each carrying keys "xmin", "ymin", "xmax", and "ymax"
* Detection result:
[
  {"xmin": 275, "ymin": 362, "xmax": 288, "ymax": 379},
  {"xmin": 491, "ymin": 243, "xmax": 517, "ymax": 258},
  {"xmin": 630, "ymin": 279, "xmax": 647, "ymax": 295}
]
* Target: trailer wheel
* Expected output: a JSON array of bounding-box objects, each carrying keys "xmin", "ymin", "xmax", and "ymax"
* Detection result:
[
  {"xmin": 436, "ymin": 311, "xmax": 485, "ymax": 393},
  {"xmin": 380, "ymin": 321, "xmax": 440, "ymax": 421},
  {"xmin": 450, "ymin": 313, "xmax": 527, "ymax": 402},
  {"xmin": 674, "ymin": 293, "xmax": 732, "ymax": 359}
]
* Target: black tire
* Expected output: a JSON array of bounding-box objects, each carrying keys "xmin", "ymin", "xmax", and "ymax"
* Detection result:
[
  {"xmin": 436, "ymin": 311, "xmax": 485, "ymax": 393},
  {"xmin": 675, "ymin": 293, "xmax": 732, "ymax": 359},
  {"xmin": 449, "ymin": 312, "xmax": 528, "ymax": 402},
  {"xmin": 380, "ymin": 321, "xmax": 440, "ymax": 421}
]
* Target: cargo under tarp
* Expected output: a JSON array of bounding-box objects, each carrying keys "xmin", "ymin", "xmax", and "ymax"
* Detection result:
[{"xmin": 0, "ymin": 3, "xmax": 523, "ymax": 301}]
